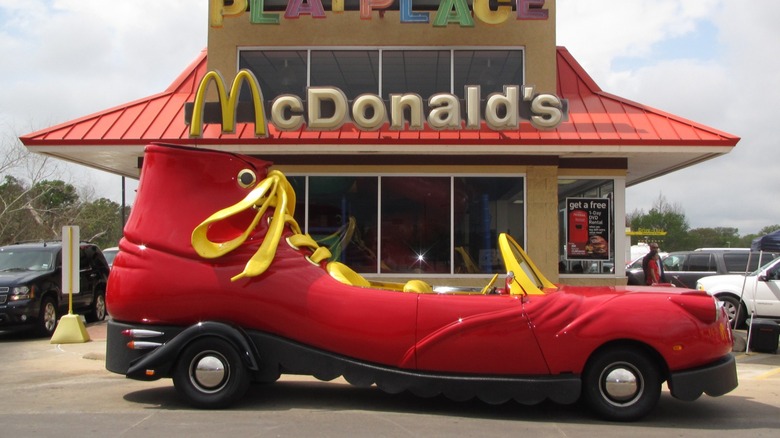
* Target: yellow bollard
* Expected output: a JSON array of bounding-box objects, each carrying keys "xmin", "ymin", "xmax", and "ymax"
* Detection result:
[{"xmin": 50, "ymin": 314, "xmax": 90, "ymax": 344}]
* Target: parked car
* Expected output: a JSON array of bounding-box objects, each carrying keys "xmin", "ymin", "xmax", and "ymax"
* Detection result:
[
  {"xmin": 697, "ymin": 255, "xmax": 780, "ymax": 328},
  {"xmin": 0, "ymin": 241, "xmax": 110, "ymax": 336},
  {"xmin": 659, "ymin": 249, "xmax": 779, "ymax": 289},
  {"xmin": 102, "ymin": 246, "xmax": 119, "ymax": 268},
  {"xmin": 105, "ymin": 144, "xmax": 738, "ymax": 422}
]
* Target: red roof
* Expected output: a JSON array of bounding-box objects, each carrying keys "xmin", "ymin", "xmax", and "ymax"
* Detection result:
[{"xmin": 20, "ymin": 47, "xmax": 739, "ymax": 184}]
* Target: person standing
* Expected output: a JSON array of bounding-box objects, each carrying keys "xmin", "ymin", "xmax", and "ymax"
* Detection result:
[
  {"xmin": 645, "ymin": 253, "xmax": 661, "ymax": 285},
  {"xmin": 642, "ymin": 243, "xmax": 666, "ymax": 285}
]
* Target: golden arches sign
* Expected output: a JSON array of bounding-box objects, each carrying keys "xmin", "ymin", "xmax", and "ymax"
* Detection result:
[{"xmin": 189, "ymin": 69, "xmax": 269, "ymax": 138}]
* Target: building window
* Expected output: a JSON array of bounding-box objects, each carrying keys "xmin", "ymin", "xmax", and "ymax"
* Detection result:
[
  {"xmin": 290, "ymin": 175, "xmax": 525, "ymax": 276},
  {"xmin": 238, "ymin": 48, "xmax": 524, "ymax": 104},
  {"xmin": 311, "ymin": 50, "xmax": 380, "ymax": 98},
  {"xmin": 558, "ymin": 179, "xmax": 615, "ymax": 275},
  {"xmin": 453, "ymin": 50, "xmax": 524, "ymax": 96},
  {"xmin": 238, "ymin": 50, "xmax": 307, "ymax": 97},
  {"xmin": 382, "ymin": 50, "xmax": 451, "ymax": 98}
]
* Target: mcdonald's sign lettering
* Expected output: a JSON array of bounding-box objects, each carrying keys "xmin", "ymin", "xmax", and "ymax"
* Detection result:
[
  {"xmin": 189, "ymin": 70, "xmax": 269, "ymax": 138},
  {"xmin": 184, "ymin": 69, "xmax": 568, "ymax": 137}
]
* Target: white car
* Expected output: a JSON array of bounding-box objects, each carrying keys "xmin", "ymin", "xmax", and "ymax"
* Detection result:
[{"xmin": 697, "ymin": 256, "xmax": 780, "ymax": 328}]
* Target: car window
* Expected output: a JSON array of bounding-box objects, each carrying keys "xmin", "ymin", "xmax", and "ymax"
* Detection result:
[
  {"xmin": 79, "ymin": 248, "xmax": 93, "ymax": 272},
  {"xmin": 685, "ymin": 253, "xmax": 713, "ymax": 272},
  {"xmin": 0, "ymin": 249, "xmax": 55, "ymax": 271},
  {"xmin": 663, "ymin": 254, "xmax": 685, "ymax": 271},
  {"xmin": 723, "ymin": 253, "xmax": 750, "ymax": 272}
]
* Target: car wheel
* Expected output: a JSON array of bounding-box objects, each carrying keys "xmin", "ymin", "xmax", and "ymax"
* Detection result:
[
  {"xmin": 86, "ymin": 291, "xmax": 106, "ymax": 322},
  {"xmin": 36, "ymin": 296, "xmax": 59, "ymax": 337},
  {"xmin": 172, "ymin": 337, "xmax": 250, "ymax": 409},
  {"xmin": 717, "ymin": 295, "xmax": 746, "ymax": 329},
  {"xmin": 582, "ymin": 348, "xmax": 661, "ymax": 421}
]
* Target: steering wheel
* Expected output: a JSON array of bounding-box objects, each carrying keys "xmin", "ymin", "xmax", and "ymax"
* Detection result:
[{"xmin": 481, "ymin": 273, "xmax": 499, "ymax": 295}]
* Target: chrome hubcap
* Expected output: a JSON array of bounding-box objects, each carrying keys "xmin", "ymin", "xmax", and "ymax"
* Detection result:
[
  {"xmin": 600, "ymin": 363, "xmax": 641, "ymax": 406},
  {"xmin": 190, "ymin": 351, "xmax": 228, "ymax": 393}
]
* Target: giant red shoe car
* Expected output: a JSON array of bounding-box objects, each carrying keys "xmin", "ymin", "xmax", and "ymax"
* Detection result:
[{"xmin": 106, "ymin": 144, "xmax": 737, "ymax": 421}]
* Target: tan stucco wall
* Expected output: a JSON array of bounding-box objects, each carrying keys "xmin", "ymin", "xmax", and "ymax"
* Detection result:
[
  {"xmin": 525, "ymin": 165, "xmax": 559, "ymax": 282},
  {"xmin": 207, "ymin": 5, "xmax": 558, "ymax": 93}
]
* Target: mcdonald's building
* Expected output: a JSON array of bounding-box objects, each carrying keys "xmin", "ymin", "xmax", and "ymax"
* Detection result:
[{"xmin": 20, "ymin": 0, "xmax": 738, "ymax": 287}]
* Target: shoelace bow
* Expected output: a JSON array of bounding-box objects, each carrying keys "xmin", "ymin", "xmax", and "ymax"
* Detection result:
[{"xmin": 191, "ymin": 170, "xmax": 332, "ymax": 281}]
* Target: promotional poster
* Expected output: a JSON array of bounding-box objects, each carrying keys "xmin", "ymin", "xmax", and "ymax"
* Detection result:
[{"xmin": 565, "ymin": 197, "xmax": 611, "ymax": 260}]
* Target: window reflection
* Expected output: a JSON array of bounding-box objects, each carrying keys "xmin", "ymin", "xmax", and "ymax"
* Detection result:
[
  {"xmin": 454, "ymin": 177, "xmax": 524, "ymax": 274},
  {"xmin": 381, "ymin": 177, "xmax": 451, "ymax": 274},
  {"xmin": 291, "ymin": 175, "xmax": 525, "ymax": 275}
]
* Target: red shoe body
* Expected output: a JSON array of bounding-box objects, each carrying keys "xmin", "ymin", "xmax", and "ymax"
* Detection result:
[{"xmin": 105, "ymin": 144, "xmax": 737, "ymax": 418}]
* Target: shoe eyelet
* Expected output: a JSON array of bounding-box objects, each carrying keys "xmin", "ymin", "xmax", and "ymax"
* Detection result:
[
  {"xmin": 286, "ymin": 237, "xmax": 299, "ymax": 250},
  {"xmin": 237, "ymin": 169, "xmax": 257, "ymax": 188},
  {"xmin": 304, "ymin": 255, "xmax": 319, "ymax": 266}
]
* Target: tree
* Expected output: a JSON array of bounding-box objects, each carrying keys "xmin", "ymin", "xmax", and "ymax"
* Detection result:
[
  {"xmin": 0, "ymin": 137, "xmax": 128, "ymax": 247},
  {"xmin": 628, "ymin": 194, "xmax": 690, "ymax": 251},
  {"xmin": 0, "ymin": 175, "xmax": 34, "ymax": 243},
  {"xmin": 687, "ymin": 227, "xmax": 740, "ymax": 249},
  {"xmin": 737, "ymin": 224, "xmax": 780, "ymax": 248},
  {"xmin": 27, "ymin": 180, "xmax": 80, "ymax": 237},
  {"xmin": 75, "ymin": 198, "xmax": 125, "ymax": 249}
]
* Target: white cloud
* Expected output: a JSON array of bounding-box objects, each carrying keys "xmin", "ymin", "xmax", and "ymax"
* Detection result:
[
  {"xmin": 558, "ymin": 0, "xmax": 780, "ymax": 234},
  {"xmin": 0, "ymin": 0, "xmax": 208, "ymax": 203}
]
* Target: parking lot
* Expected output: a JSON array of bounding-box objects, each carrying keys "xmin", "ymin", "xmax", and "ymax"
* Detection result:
[{"xmin": 1, "ymin": 321, "xmax": 779, "ymax": 437}]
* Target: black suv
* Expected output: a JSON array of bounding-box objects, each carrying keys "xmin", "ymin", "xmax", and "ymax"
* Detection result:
[
  {"xmin": 628, "ymin": 249, "xmax": 780, "ymax": 288},
  {"xmin": 0, "ymin": 242, "xmax": 109, "ymax": 336}
]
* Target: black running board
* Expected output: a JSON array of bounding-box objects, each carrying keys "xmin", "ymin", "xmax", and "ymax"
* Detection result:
[{"xmin": 247, "ymin": 331, "xmax": 581, "ymax": 406}]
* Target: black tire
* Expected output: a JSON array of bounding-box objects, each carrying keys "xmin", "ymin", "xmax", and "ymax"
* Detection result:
[
  {"xmin": 172, "ymin": 337, "xmax": 250, "ymax": 409},
  {"xmin": 86, "ymin": 291, "xmax": 106, "ymax": 323},
  {"xmin": 582, "ymin": 348, "xmax": 662, "ymax": 421},
  {"xmin": 717, "ymin": 295, "xmax": 746, "ymax": 329},
  {"xmin": 36, "ymin": 296, "xmax": 59, "ymax": 337}
]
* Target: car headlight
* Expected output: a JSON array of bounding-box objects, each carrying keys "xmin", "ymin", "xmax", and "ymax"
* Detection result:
[{"xmin": 10, "ymin": 286, "xmax": 33, "ymax": 301}]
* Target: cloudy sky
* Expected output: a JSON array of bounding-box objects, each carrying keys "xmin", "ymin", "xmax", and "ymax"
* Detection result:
[{"xmin": 1, "ymin": 1, "xmax": 778, "ymax": 235}]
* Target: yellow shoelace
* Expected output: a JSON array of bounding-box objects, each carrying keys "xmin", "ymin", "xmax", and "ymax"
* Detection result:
[{"xmin": 191, "ymin": 170, "xmax": 332, "ymax": 281}]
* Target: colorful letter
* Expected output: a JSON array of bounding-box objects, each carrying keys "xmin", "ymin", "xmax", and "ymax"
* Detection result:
[
  {"xmin": 473, "ymin": 0, "xmax": 512, "ymax": 25},
  {"xmin": 250, "ymin": 0, "xmax": 280, "ymax": 24},
  {"xmin": 517, "ymin": 0, "xmax": 549, "ymax": 20},
  {"xmin": 400, "ymin": 0, "xmax": 429, "ymax": 23},
  {"xmin": 433, "ymin": 0, "xmax": 475, "ymax": 27},
  {"xmin": 209, "ymin": 0, "xmax": 247, "ymax": 28},
  {"xmin": 360, "ymin": 0, "xmax": 394, "ymax": 19},
  {"xmin": 285, "ymin": 0, "xmax": 326, "ymax": 19}
]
